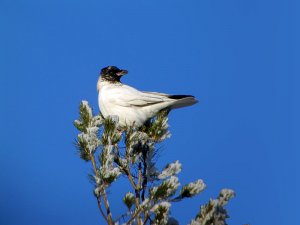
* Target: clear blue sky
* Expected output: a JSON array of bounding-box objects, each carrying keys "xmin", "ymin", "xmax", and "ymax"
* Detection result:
[{"xmin": 0, "ymin": 0, "xmax": 299, "ymax": 224}]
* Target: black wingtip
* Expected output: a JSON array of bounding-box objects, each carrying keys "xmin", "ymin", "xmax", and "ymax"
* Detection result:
[{"xmin": 168, "ymin": 95, "xmax": 195, "ymax": 100}]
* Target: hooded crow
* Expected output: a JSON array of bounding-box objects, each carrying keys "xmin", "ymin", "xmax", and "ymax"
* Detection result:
[{"xmin": 97, "ymin": 66, "xmax": 198, "ymax": 127}]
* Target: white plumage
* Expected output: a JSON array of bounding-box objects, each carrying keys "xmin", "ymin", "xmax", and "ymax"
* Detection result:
[{"xmin": 97, "ymin": 66, "xmax": 198, "ymax": 127}]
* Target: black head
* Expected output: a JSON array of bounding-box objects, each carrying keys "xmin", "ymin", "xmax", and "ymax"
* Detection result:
[{"xmin": 100, "ymin": 66, "xmax": 128, "ymax": 83}]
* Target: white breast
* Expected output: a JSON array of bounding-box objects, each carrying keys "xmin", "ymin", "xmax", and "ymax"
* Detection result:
[{"xmin": 97, "ymin": 80, "xmax": 149, "ymax": 127}]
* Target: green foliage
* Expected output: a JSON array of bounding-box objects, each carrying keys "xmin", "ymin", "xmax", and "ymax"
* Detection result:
[
  {"xmin": 76, "ymin": 134, "xmax": 92, "ymax": 161},
  {"xmin": 101, "ymin": 117, "xmax": 121, "ymax": 146},
  {"xmin": 180, "ymin": 180, "xmax": 206, "ymax": 199},
  {"xmin": 190, "ymin": 189, "xmax": 235, "ymax": 225},
  {"xmin": 74, "ymin": 101, "xmax": 102, "ymax": 161},
  {"xmin": 150, "ymin": 176, "xmax": 180, "ymax": 200},
  {"xmin": 141, "ymin": 109, "xmax": 171, "ymax": 142},
  {"xmin": 73, "ymin": 100, "xmax": 93, "ymax": 133},
  {"xmin": 152, "ymin": 202, "xmax": 171, "ymax": 225},
  {"xmin": 73, "ymin": 101, "xmax": 235, "ymax": 225},
  {"xmin": 123, "ymin": 192, "xmax": 135, "ymax": 210}
]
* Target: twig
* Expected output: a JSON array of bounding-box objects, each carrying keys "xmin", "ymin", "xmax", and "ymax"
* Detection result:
[
  {"xmin": 89, "ymin": 152, "xmax": 114, "ymax": 225},
  {"xmin": 127, "ymin": 170, "xmax": 138, "ymax": 190},
  {"xmin": 97, "ymin": 197, "xmax": 109, "ymax": 223},
  {"xmin": 102, "ymin": 189, "xmax": 113, "ymax": 225},
  {"xmin": 143, "ymin": 215, "xmax": 150, "ymax": 225},
  {"xmin": 114, "ymin": 212, "xmax": 131, "ymax": 224},
  {"xmin": 141, "ymin": 147, "xmax": 149, "ymax": 223},
  {"xmin": 90, "ymin": 152, "xmax": 98, "ymax": 173},
  {"xmin": 138, "ymin": 162, "xmax": 142, "ymax": 193},
  {"xmin": 141, "ymin": 147, "xmax": 148, "ymax": 201},
  {"xmin": 114, "ymin": 144, "xmax": 120, "ymax": 156},
  {"xmin": 126, "ymin": 207, "xmax": 143, "ymax": 225},
  {"xmin": 123, "ymin": 158, "xmax": 142, "ymax": 225}
]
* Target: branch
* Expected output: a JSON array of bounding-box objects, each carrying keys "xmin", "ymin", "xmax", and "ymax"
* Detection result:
[
  {"xmin": 143, "ymin": 214, "xmax": 151, "ymax": 225},
  {"xmin": 89, "ymin": 152, "xmax": 114, "ymax": 225},
  {"xmin": 141, "ymin": 151, "xmax": 148, "ymax": 201},
  {"xmin": 141, "ymin": 151, "xmax": 149, "ymax": 223},
  {"xmin": 102, "ymin": 189, "xmax": 113, "ymax": 225},
  {"xmin": 97, "ymin": 197, "xmax": 109, "ymax": 223},
  {"xmin": 123, "ymin": 159, "xmax": 142, "ymax": 225},
  {"xmin": 138, "ymin": 162, "xmax": 142, "ymax": 196},
  {"xmin": 126, "ymin": 207, "xmax": 143, "ymax": 225}
]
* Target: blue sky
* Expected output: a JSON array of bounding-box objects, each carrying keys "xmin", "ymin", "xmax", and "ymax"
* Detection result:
[{"xmin": 0, "ymin": 0, "xmax": 299, "ymax": 224}]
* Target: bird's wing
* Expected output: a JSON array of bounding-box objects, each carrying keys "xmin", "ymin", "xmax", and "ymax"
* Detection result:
[
  {"xmin": 107, "ymin": 85, "xmax": 170, "ymax": 107},
  {"xmin": 142, "ymin": 91, "xmax": 170, "ymax": 97},
  {"xmin": 143, "ymin": 91, "xmax": 198, "ymax": 109}
]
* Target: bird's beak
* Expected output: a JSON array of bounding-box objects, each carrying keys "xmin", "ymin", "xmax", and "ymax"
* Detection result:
[{"xmin": 116, "ymin": 69, "xmax": 128, "ymax": 76}]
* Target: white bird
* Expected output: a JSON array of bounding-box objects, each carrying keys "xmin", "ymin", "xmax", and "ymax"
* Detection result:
[{"xmin": 97, "ymin": 66, "xmax": 198, "ymax": 127}]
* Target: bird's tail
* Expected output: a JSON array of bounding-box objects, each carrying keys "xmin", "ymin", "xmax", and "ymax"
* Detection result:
[{"xmin": 168, "ymin": 95, "xmax": 198, "ymax": 109}]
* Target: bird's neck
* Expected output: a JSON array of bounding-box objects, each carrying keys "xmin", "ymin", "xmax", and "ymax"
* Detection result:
[
  {"xmin": 97, "ymin": 77, "xmax": 122, "ymax": 92},
  {"xmin": 100, "ymin": 74, "xmax": 122, "ymax": 83}
]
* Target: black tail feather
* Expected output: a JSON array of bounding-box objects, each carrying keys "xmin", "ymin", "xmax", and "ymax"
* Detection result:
[{"xmin": 168, "ymin": 95, "xmax": 195, "ymax": 100}]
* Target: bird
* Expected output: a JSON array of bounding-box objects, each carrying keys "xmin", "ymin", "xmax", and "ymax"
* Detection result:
[{"xmin": 97, "ymin": 66, "xmax": 198, "ymax": 127}]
